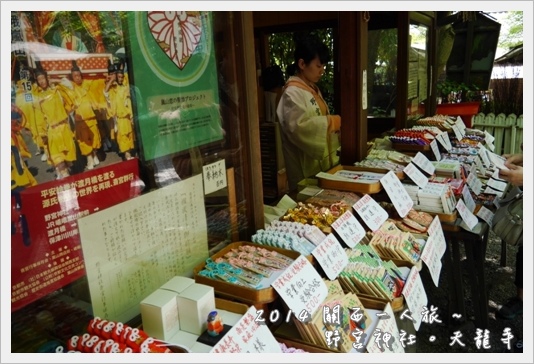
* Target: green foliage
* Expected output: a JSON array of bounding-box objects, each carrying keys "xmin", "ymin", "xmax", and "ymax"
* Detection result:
[
  {"xmin": 268, "ymin": 28, "xmax": 336, "ymax": 113},
  {"xmin": 436, "ymin": 79, "xmax": 479, "ymax": 103},
  {"xmin": 500, "ymin": 11, "xmax": 523, "ymax": 50}
]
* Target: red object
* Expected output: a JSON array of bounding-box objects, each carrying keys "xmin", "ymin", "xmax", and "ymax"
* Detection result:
[
  {"xmin": 436, "ymin": 101, "xmax": 481, "ymax": 128},
  {"xmin": 11, "ymin": 159, "xmax": 142, "ymax": 312}
]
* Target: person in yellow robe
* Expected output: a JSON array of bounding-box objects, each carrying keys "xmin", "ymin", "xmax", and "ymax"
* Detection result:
[
  {"xmin": 34, "ymin": 67, "xmax": 77, "ymax": 179},
  {"xmin": 68, "ymin": 61, "xmax": 103, "ymax": 170},
  {"xmin": 105, "ymin": 66, "xmax": 135, "ymax": 160},
  {"xmin": 11, "ymin": 107, "xmax": 37, "ymax": 190},
  {"xmin": 276, "ymin": 35, "xmax": 341, "ymax": 193}
]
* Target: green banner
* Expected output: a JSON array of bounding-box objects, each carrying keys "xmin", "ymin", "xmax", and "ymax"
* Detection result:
[{"xmin": 125, "ymin": 11, "xmax": 223, "ymax": 161}]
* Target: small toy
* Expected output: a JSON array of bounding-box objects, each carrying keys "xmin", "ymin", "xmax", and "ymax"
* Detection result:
[{"xmin": 206, "ymin": 311, "xmax": 224, "ymax": 337}]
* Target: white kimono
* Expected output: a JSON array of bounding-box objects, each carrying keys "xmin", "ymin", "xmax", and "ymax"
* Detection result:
[{"xmin": 276, "ymin": 76, "xmax": 340, "ymax": 192}]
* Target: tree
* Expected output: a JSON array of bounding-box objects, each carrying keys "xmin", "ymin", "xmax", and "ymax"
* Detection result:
[{"xmin": 499, "ymin": 11, "xmax": 523, "ymax": 51}]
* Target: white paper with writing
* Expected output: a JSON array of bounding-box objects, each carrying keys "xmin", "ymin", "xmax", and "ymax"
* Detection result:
[
  {"xmin": 426, "ymin": 216, "xmax": 446, "ymax": 257},
  {"xmin": 487, "ymin": 178, "xmax": 508, "ymax": 192},
  {"xmin": 476, "ymin": 206, "xmax": 494, "ymax": 225},
  {"xmin": 203, "ymin": 159, "xmax": 227, "ymax": 195},
  {"xmin": 210, "ymin": 306, "xmax": 282, "ymax": 353},
  {"xmin": 366, "ymin": 303, "xmax": 405, "ymax": 353},
  {"xmin": 401, "ymin": 267, "xmax": 428, "ymax": 331},
  {"xmin": 420, "ymin": 235, "xmax": 443, "ymax": 287},
  {"xmin": 380, "ymin": 171, "xmax": 414, "ymax": 218},
  {"xmin": 475, "ymin": 155, "xmax": 486, "ymax": 175},
  {"xmin": 430, "ymin": 139, "xmax": 441, "ymax": 161},
  {"xmin": 437, "ymin": 132, "xmax": 452, "ymax": 151},
  {"xmin": 312, "ymin": 234, "xmax": 349, "ymax": 280},
  {"xmin": 413, "ymin": 152, "xmax": 436, "ymax": 175},
  {"xmin": 456, "ymin": 199, "xmax": 479, "ymax": 230},
  {"xmin": 353, "ymin": 194, "xmax": 389, "ymax": 232},
  {"xmin": 462, "ymin": 185, "xmax": 476, "ymax": 212},
  {"xmin": 271, "ymin": 255, "xmax": 328, "ymax": 317},
  {"xmin": 477, "ymin": 143, "xmax": 491, "ymax": 167},
  {"xmin": 452, "ymin": 123, "xmax": 464, "ymax": 141},
  {"xmin": 330, "ymin": 210, "xmax": 366, "ymax": 248},
  {"xmin": 403, "ymin": 163, "xmax": 429, "ymax": 189},
  {"xmin": 456, "ymin": 116, "xmax": 467, "ymax": 131}
]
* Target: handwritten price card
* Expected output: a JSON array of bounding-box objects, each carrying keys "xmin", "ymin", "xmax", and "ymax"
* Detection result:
[
  {"xmin": 477, "ymin": 143, "xmax": 491, "ymax": 167},
  {"xmin": 452, "ymin": 123, "xmax": 465, "ymax": 141},
  {"xmin": 421, "ymin": 217, "xmax": 446, "ymax": 288},
  {"xmin": 330, "ymin": 210, "xmax": 366, "ymax": 248},
  {"xmin": 462, "ymin": 185, "xmax": 476, "ymax": 212},
  {"xmin": 272, "ymin": 255, "xmax": 328, "ymax": 317},
  {"xmin": 484, "ymin": 130, "xmax": 495, "ymax": 145},
  {"xmin": 311, "ymin": 233, "xmax": 349, "ymax": 280},
  {"xmin": 475, "ymin": 155, "xmax": 486, "ymax": 175},
  {"xmin": 210, "ymin": 306, "xmax": 281, "ymax": 353},
  {"xmin": 456, "ymin": 199, "xmax": 479, "ymax": 230},
  {"xmin": 380, "ymin": 171, "xmax": 414, "ymax": 218},
  {"xmin": 353, "ymin": 194, "xmax": 389, "ymax": 232},
  {"xmin": 413, "ymin": 152, "xmax": 436, "ymax": 175},
  {"xmin": 430, "ymin": 139, "xmax": 441, "ymax": 161},
  {"xmin": 403, "ymin": 163, "xmax": 429, "ymax": 189},
  {"xmin": 401, "ymin": 267, "xmax": 428, "ymax": 331},
  {"xmin": 456, "ymin": 116, "xmax": 467, "ymax": 131},
  {"xmin": 366, "ymin": 302, "xmax": 405, "ymax": 353},
  {"xmin": 437, "ymin": 131, "xmax": 452, "ymax": 151},
  {"xmin": 476, "ymin": 206, "xmax": 494, "ymax": 225},
  {"xmin": 202, "ymin": 159, "xmax": 227, "ymax": 195}
]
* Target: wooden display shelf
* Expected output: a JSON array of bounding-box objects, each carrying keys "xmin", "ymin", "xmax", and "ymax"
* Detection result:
[
  {"xmin": 193, "ymin": 242, "xmax": 310, "ymax": 306},
  {"xmin": 391, "ymin": 143, "xmax": 431, "ymax": 152},
  {"xmin": 317, "ymin": 165, "xmax": 383, "ymax": 194},
  {"xmin": 349, "ymin": 165, "xmax": 405, "ymax": 180}
]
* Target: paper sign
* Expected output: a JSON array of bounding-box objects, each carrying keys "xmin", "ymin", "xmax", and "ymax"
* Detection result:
[
  {"xmin": 462, "ymin": 185, "xmax": 476, "ymax": 212},
  {"xmin": 437, "ymin": 132, "xmax": 452, "ymax": 151},
  {"xmin": 380, "ymin": 171, "xmax": 414, "ymax": 218},
  {"xmin": 430, "ymin": 139, "xmax": 441, "ymax": 161},
  {"xmin": 403, "ymin": 163, "xmax": 429, "ymax": 189},
  {"xmin": 420, "ymin": 235, "xmax": 443, "ymax": 287},
  {"xmin": 472, "ymin": 178, "xmax": 483, "ymax": 196},
  {"xmin": 468, "ymin": 162, "xmax": 478, "ymax": 178},
  {"xmin": 210, "ymin": 306, "xmax": 282, "ymax": 353},
  {"xmin": 475, "ymin": 155, "xmax": 486, "ymax": 175},
  {"xmin": 456, "ymin": 116, "xmax": 467, "ymax": 131},
  {"xmin": 476, "ymin": 206, "xmax": 494, "ymax": 225},
  {"xmin": 426, "ymin": 216, "xmax": 446, "ymax": 258},
  {"xmin": 366, "ymin": 303, "xmax": 405, "ymax": 353},
  {"xmin": 311, "ymin": 234, "xmax": 349, "ymax": 280},
  {"xmin": 353, "ymin": 194, "xmax": 389, "ymax": 232},
  {"xmin": 456, "ymin": 199, "xmax": 479, "ymax": 230},
  {"xmin": 413, "ymin": 152, "xmax": 436, "ymax": 175},
  {"xmin": 272, "ymin": 255, "xmax": 328, "ymax": 317},
  {"xmin": 401, "ymin": 267, "xmax": 428, "ymax": 331},
  {"xmin": 484, "ymin": 130, "xmax": 495, "ymax": 144},
  {"xmin": 203, "ymin": 159, "xmax": 227, "ymax": 195},
  {"xmin": 330, "ymin": 210, "xmax": 366, "ymax": 248},
  {"xmin": 452, "ymin": 123, "xmax": 464, "ymax": 141},
  {"xmin": 488, "ymin": 151, "xmax": 509, "ymax": 171},
  {"xmin": 477, "ymin": 143, "xmax": 491, "ymax": 167}
]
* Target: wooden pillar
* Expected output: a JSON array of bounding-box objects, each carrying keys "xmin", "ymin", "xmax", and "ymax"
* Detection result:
[
  {"xmin": 338, "ymin": 11, "xmax": 368, "ymax": 164},
  {"xmin": 396, "ymin": 12, "xmax": 409, "ymax": 131}
]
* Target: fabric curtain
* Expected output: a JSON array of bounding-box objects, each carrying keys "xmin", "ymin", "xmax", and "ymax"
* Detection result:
[
  {"xmin": 34, "ymin": 11, "xmax": 57, "ymax": 42},
  {"xmin": 77, "ymin": 11, "xmax": 105, "ymax": 53}
]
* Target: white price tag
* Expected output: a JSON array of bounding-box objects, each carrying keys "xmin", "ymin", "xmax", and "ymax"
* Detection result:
[
  {"xmin": 380, "ymin": 171, "xmax": 414, "ymax": 218},
  {"xmin": 456, "ymin": 199, "xmax": 479, "ymax": 230},
  {"xmin": 430, "ymin": 139, "xmax": 441, "ymax": 161},
  {"xmin": 353, "ymin": 194, "xmax": 389, "ymax": 232},
  {"xmin": 203, "ymin": 159, "xmax": 227, "ymax": 195},
  {"xmin": 476, "ymin": 206, "xmax": 494, "ymax": 225},
  {"xmin": 452, "ymin": 123, "xmax": 464, "ymax": 141},
  {"xmin": 403, "ymin": 163, "xmax": 429, "ymax": 189},
  {"xmin": 401, "ymin": 267, "xmax": 428, "ymax": 331},
  {"xmin": 426, "ymin": 216, "xmax": 446, "ymax": 258},
  {"xmin": 456, "ymin": 116, "xmax": 467, "ymax": 131},
  {"xmin": 413, "ymin": 152, "xmax": 436, "ymax": 175},
  {"xmin": 420, "ymin": 239, "xmax": 443, "ymax": 287},
  {"xmin": 484, "ymin": 130, "xmax": 495, "ymax": 144},
  {"xmin": 477, "ymin": 143, "xmax": 491, "ymax": 167},
  {"xmin": 330, "ymin": 210, "xmax": 366, "ymax": 248},
  {"xmin": 311, "ymin": 234, "xmax": 349, "ymax": 280},
  {"xmin": 271, "ymin": 256, "xmax": 328, "ymax": 316},
  {"xmin": 437, "ymin": 132, "xmax": 452, "ymax": 151},
  {"xmin": 475, "ymin": 155, "xmax": 486, "ymax": 175},
  {"xmin": 462, "ymin": 185, "xmax": 476, "ymax": 212}
]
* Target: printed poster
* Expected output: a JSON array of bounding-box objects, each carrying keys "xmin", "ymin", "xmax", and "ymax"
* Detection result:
[{"xmin": 124, "ymin": 11, "xmax": 224, "ymax": 161}]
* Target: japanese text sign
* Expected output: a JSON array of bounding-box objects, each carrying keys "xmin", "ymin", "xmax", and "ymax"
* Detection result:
[
  {"xmin": 330, "ymin": 210, "xmax": 366, "ymax": 248},
  {"xmin": 401, "ymin": 267, "xmax": 428, "ymax": 331},
  {"xmin": 203, "ymin": 159, "xmax": 227, "ymax": 195},
  {"xmin": 456, "ymin": 199, "xmax": 479, "ymax": 230},
  {"xmin": 413, "ymin": 152, "xmax": 436, "ymax": 175},
  {"xmin": 403, "ymin": 163, "xmax": 429, "ymax": 189},
  {"xmin": 311, "ymin": 233, "xmax": 349, "ymax": 280},
  {"xmin": 380, "ymin": 171, "xmax": 414, "ymax": 218},
  {"xmin": 430, "ymin": 139, "xmax": 441, "ymax": 161},
  {"xmin": 272, "ymin": 255, "xmax": 328, "ymax": 317},
  {"xmin": 353, "ymin": 194, "xmax": 388, "ymax": 232}
]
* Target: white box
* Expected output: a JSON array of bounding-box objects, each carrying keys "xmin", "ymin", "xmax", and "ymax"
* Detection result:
[
  {"xmin": 140, "ymin": 289, "xmax": 180, "ymax": 340},
  {"xmin": 176, "ymin": 283, "xmax": 215, "ymax": 335},
  {"xmin": 160, "ymin": 276, "xmax": 195, "ymax": 295}
]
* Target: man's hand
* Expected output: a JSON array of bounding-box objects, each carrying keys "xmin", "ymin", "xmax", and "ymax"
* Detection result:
[
  {"xmin": 503, "ymin": 153, "xmax": 523, "ymax": 167},
  {"xmin": 499, "ymin": 163, "xmax": 523, "ymax": 186}
]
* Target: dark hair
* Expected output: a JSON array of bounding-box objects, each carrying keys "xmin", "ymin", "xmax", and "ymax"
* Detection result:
[
  {"xmin": 262, "ymin": 64, "xmax": 285, "ymax": 90},
  {"xmin": 71, "ymin": 60, "xmax": 81, "ymax": 74},
  {"xmin": 293, "ymin": 35, "xmax": 330, "ymax": 67}
]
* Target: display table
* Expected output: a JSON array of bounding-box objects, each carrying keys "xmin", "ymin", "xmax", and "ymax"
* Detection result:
[{"xmin": 441, "ymin": 219, "xmax": 490, "ymax": 329}]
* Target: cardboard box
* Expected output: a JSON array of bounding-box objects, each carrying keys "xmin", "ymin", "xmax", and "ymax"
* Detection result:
[
  {"xmin": 176, "ymin": 283, "xmax": 216, "ymax": 335},
  {"xmin": 160, "ymin": 276, "xmax": 195, "ymax": 295},
  {"xmin": 140, "ymin": 289, "xmax": 180, "ymax": 341}
]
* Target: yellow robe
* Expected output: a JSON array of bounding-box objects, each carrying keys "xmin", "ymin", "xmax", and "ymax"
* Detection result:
[
  {"xmin": 71, "ymin": 80, "xmax": 102, "ymax": 155},
  {"xmin": 108, "ymin": 83, "xmax": 134, "ymax": 153}
]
